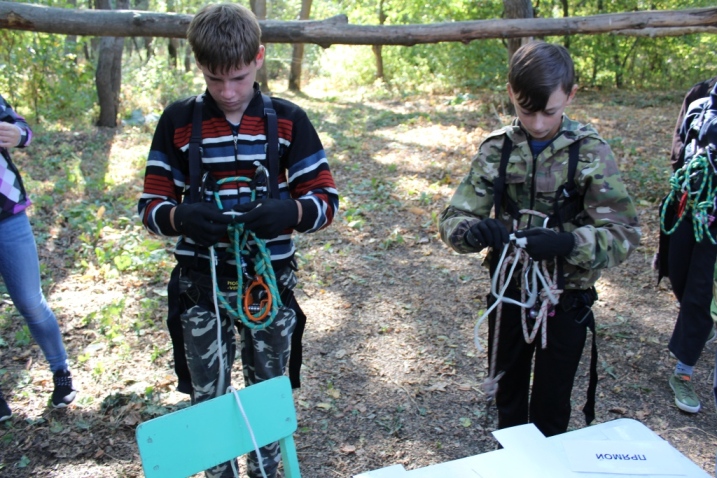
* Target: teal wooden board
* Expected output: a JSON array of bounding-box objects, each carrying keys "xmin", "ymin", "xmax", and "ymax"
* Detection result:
[{"xmin": 136, "ymin": 376, "xmax": 299, "ymax": 478}]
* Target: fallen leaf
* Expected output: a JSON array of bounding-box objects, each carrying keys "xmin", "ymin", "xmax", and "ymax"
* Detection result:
[
  {"xmin": 340, "ymin": 445, "xmax": 357, "ymax": 454},
  {"xmin": 425, "ymin": 382, "xmax": 448, "ymax": 392}
]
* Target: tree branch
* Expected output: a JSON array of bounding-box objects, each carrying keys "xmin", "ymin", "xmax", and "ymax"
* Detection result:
[{"xmin": 0, "ymin": 2, "xmax": 714, "ymax": 44}]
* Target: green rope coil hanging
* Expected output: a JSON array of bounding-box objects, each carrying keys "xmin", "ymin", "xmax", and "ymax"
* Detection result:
[
  {"xmin": 212, "ymin": 176, "xmax": 283, "ymax": 330},
  {"xmin": 660, "ymin": 154, "xmax": 717, "ymax": 244}
]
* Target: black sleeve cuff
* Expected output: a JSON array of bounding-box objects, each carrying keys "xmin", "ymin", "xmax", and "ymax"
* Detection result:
[
  {"xmin": 295, "ymin": 198, "xmax": 319, "ymax": 232},
  {"xmin": 155, "ymin": 203, "xmax": 180, "ymax": 236}
]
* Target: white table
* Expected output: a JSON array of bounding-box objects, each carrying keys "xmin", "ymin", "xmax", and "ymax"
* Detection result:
[{"xmin": 354, "ymin": 418, "xmax": 711, "ymax": 478}]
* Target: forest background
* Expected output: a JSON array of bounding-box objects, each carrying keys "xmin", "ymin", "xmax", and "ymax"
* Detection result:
[{"xmin": 0, "ymin": 0, "xmax": 716, "ymax": 476}]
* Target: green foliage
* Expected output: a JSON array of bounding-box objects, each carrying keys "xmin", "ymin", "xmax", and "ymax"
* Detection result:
[
  {"xmin": 83, "ymin": 300, "xmax": 127, "ymax": 345},
  {"xmin": 553, "ymin": 0, "xmax": 717, "ymax": 89},
  {"xmin": 14, "ymin": 326, "xmax": 31, "ymax": 348},
  {"xmin": 122, "ymin": 52, "xmax": 198, "ymax": 113},
  {"xmin": 0, "ymin": 0, "xmax": 712, "ymax": 114},
  {"xmin": 306, "ymin": 0, "xmax": 716, "ymax": 92},
  {"xmin": 0, "ymin": 30, "xmax": 95, "ymax": 124},
  {"xmin": 311, "ymin": 0, "xmax": 506, "ymax": 91}
]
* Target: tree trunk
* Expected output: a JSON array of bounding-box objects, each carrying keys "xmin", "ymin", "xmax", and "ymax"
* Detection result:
[
  {"xmin": 503, "ymin": 0, "xmax": 533, "ymax": 62},
  {"xmin": 95, "ymin": 0, "xmax": 127, "ymax": 127},
  {"xmin": 64, "ymin": 0, "xmax": 77, "ymax": 56},
  {"xmin": 373, "ymin": 45, "xmax": 384, "ymax": 80},
  {"xmin": 288, "ymin": 0, "xmax": 312, "ymax": 92},
  {"xmin": 167, "ymin": 0, "xmax": 177, "ymax": 68},
  {"xmin": 372, "ymin": 0, "xmax": 386, "ymax": 81},
  {"xmin": 560, "ymin": 0, "xmax": 569, "ymax": 49},
  {"xmin": 134, "ymin": 0, "xmax": 152, "ymax": 61},
  {"xmin": 168, "ymin": 37, "xmax": 179, "ymax": 68},
  {"xmin": 251, "ymin": 0, "xmax": 270, "ymax": 94},
  {"xmin": 184, "ymin": 42, "xmax": 191, "ymax": 72},
  {"xmin": 0, "ymin": 3, "xmax": 715, "ymax": 44}
]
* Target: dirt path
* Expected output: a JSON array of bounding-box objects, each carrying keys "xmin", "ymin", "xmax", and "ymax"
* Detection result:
[{"xmin": 1, "ymin": 90, "xmax": 715, "ymax": 477}]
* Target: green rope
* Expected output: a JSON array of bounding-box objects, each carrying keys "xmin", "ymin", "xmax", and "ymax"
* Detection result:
[
  {"xmin": 660, "ymin": 154, "xmax": 717, "ymax": 244},
  {"xmin": 212, "ymin": 176, "xmax": 283, "ymax": 330}
]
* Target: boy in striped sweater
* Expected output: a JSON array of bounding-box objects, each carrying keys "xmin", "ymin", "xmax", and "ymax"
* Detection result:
[{"xmin": 138, "ymin": 4, "xmax": 338, "ymax": 477}]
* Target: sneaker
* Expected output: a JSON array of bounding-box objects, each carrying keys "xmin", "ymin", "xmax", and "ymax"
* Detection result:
[
  {"xmin": 0, "ymin": 391, "xmax": 11, "ymax": 422},
  {"xmin": 52, "ymin": 369, "xmax": 77, "ymax": 408},
  {"xmin": 669, "ymin": 374, "xmax": 701, "ymax": 413}
]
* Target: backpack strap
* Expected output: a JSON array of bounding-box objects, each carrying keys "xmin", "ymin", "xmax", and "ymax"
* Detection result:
[
  {"xmin": 493, "ymin": 136, "xmax": 521, "ymax": 221},
  {"xmin": 550, "ymin": 140, "xmax": 581, "ymax": 232},
  {"xmin": 188, "ymin": 94, "xmax": 204, "ymax": 203},
  {"xmin": 261, "ymin": 93, "xmax": 281, "ymax": 200}
]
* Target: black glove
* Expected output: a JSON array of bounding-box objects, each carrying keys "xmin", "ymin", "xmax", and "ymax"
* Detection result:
[
  {"xmin": 464, "ymin": 218, "xmax": 510, "ymax": 251},
  {"xmin": 232, "ymin": 198, "xmax": 298, "ymax": 239},
  {"xmin": 173, "ymin": 202, "xmax": 232, "ymax": 246},
  {"xmin": 514, "ymin": 227, "xmax": 575, "ymax": 261}
]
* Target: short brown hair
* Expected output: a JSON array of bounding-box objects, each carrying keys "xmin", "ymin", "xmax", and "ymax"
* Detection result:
[
  {"xmin": 508, "ymin": 41, "xmax": 575, "ymax": 112},
  {"xmin": 187, "ymin": 3, "xmax": 262, "ymax": 74}
]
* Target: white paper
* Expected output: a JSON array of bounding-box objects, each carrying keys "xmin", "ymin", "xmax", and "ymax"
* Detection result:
[
  {"xmin": 562, "ymin": 440, "xmax": 686, "ymax": 475},
  {"xmin": 491, "ymin": 424, "xmax": 574, "ymax": 478}
]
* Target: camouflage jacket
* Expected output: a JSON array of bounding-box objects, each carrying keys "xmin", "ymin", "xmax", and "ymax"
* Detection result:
[{"xmin": 439, "ymin": 116, "xmax": 641, "ymax": 290}]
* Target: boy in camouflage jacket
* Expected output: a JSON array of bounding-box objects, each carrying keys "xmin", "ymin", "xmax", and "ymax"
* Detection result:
[{"xmin": 439, "ymin": 41, "xmax": 640, "ymax": 437}]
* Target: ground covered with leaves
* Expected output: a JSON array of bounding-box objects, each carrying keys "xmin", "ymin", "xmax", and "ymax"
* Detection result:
[{"xmin": 0, "ymin": 87, "xmax": 715, "ymax": 477}]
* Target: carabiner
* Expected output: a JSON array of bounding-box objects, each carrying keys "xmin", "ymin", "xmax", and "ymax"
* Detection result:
[{"xmin": 243, "ymin": 276, "xmax": 273, "ymax": 323}]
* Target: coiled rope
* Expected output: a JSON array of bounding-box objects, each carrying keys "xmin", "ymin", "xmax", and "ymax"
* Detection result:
[
  {"xmin": 211, "ymin": 175, "xmax": 283, "ymax": 330},
  {"xmin": 661, "ymin": 154, "xmax": 717, "ymax": 244},
  {"xmin": 474, "ymin": 210, "xmax": 563, "ymax": 400}
]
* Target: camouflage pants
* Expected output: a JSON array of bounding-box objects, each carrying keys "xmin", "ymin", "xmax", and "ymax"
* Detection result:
[{"xmin": 179, "ymin": 268, "xmax": 297, "ymax": 478}]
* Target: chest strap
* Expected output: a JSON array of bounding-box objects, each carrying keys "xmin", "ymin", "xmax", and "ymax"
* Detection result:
[
  {"xmin": 494, "ymin": 136, "xmax": 581, "ymax": 230},
  {"xmin": 187, "ymin": 92, "xmax": 281, "ymax": 203}
]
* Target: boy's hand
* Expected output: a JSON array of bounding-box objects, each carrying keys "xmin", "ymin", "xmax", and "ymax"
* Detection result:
[
  {"xmin": 232, "ymin": 198, "xmax": 298, "ymax": 239},
  {"xmin": 173, "ymin": 202, "xmax": 232, "ymax": 246},
  {"xmin": 465, "ymin": 218, "xmax": 509, "ymax": 251},
  {"xmin": 514, "ymin": 228, "xmax": 575, "ymax": 261}
]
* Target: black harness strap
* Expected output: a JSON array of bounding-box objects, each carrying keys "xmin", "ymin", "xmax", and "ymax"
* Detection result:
[
  {"xmin": 550, "ymin": 141, "xmax": 581, "ymax": 232},
  {"xmin": 494, "ymin": 137, "xmax": 522, "ymax": 221},
  {"xmin": 188, "ymin": 94, "xmax": 204, "ymax": 203},
  {"xmin": 583, "ymin": 315, "xmax": 599, "ymax": 425},
  {"xmin": 188, "ymin": 93, "xmax": 281, "ymax": 203},
  {"xmin": 551, "ymin": 141, "xmax": 581, "ymax": 290},
  {"xmin": 261, "ymin": 93, "xmax": 281, "ymax": 200}
]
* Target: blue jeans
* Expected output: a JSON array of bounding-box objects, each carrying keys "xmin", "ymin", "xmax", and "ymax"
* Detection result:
[{"xmin": 0, "ymin": 211, "xmax": 68, "ymax": 372}]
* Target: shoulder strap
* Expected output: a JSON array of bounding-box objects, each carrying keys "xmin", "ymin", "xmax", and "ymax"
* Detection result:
[
  {"xmin": 188, "ymin": 94, "xmax": 204, "ymax": 203},
  {"xmin": 188, "ymin": 93, "xmax": 280, "ymax": 202},
  {"xmin": 261, "ymin": 93, "xmax": 281, "ymax": 200},
  {"xmin": 564, "ymin": 140, "xmax": 581, "ymax": 198},
  {"xmin": 549, "ymin": 140, "xmax": 581, "ymax": 230},
  {"xmin": 493, "ymin": 136, "xmax": 513, "ymax": 219}
]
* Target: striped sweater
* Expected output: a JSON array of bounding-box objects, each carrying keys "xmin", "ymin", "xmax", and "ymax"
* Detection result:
[{"xmin": 138, "ymin": 85, "xmax": 338, "ymax": 273}]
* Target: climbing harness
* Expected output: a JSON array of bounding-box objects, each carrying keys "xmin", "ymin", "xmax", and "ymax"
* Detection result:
[{"xmin": 474, "ymin": 210, "xmax": 564, "ymax": 400}]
